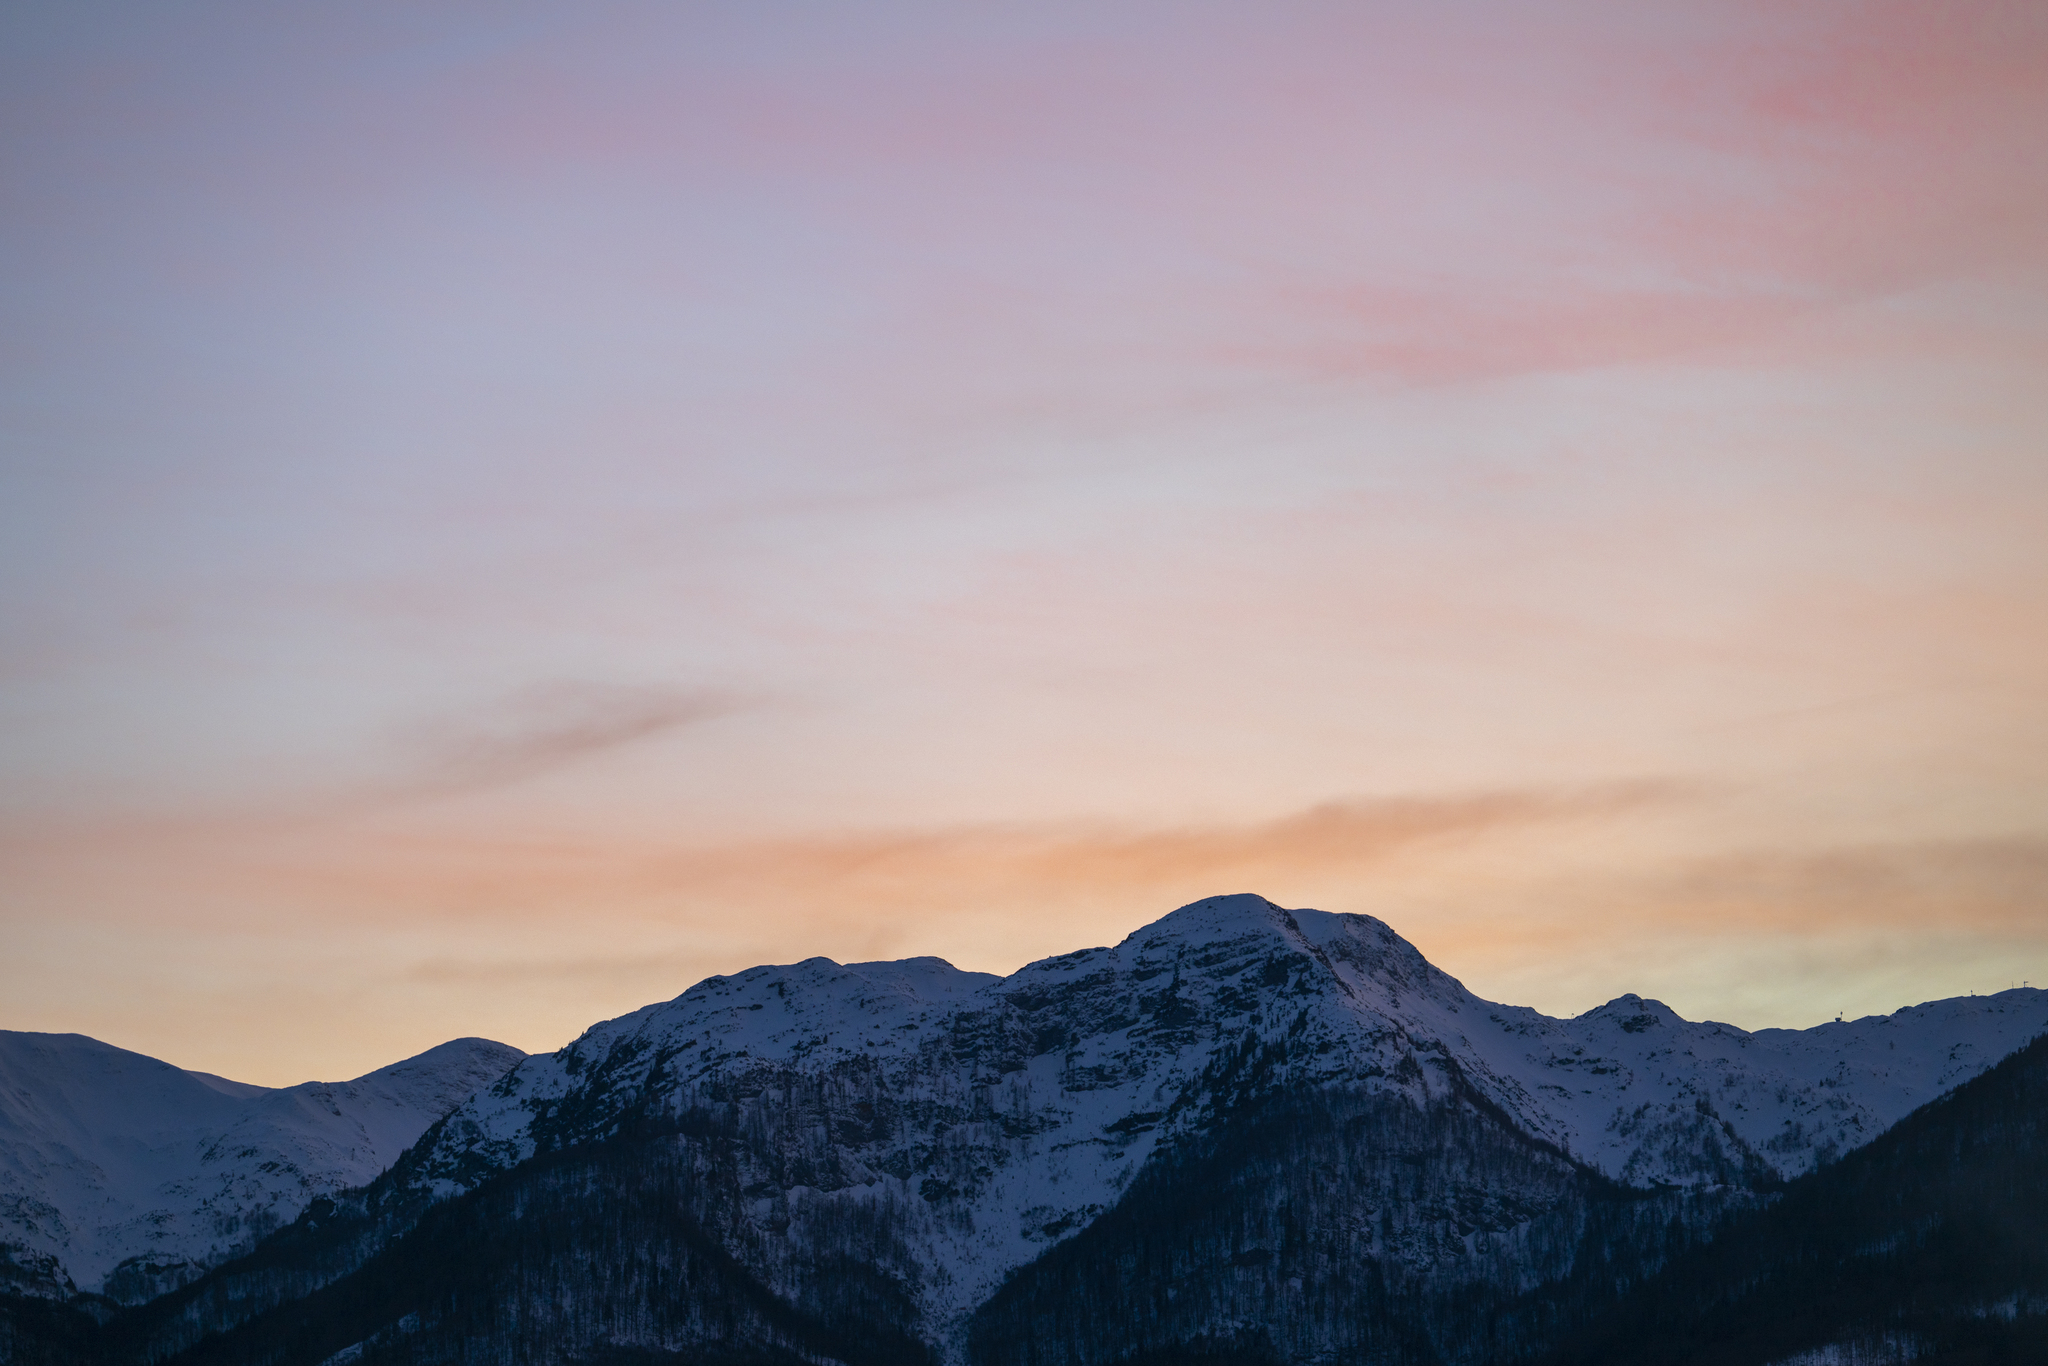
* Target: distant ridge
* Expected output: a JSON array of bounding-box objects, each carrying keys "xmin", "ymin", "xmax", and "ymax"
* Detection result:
[
  {"xmin": 1545, "ymin": 1029, "xmax": 2048, "ymax": 1365},
  {"xmin": 0, "ymin": 1032, "xmax": 524, "ymax": 1301}
]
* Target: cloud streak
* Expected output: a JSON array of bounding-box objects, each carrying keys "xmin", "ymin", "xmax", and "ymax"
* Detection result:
[
  {"xmin": 8, "ymin": 769, "xmax": 2044, "ymax": 1079},
  {"xmin": 391, "ymin": 681, "xmax": 748, "ymax": 800}
]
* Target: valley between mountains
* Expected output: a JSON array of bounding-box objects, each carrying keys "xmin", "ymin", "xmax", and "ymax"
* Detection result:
[{"xmin": 5, "ymin": 894, "xmax": 2045, "ymax": 1365}]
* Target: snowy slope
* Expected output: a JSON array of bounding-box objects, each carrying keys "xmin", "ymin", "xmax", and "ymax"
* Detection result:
[
  {"xmin": 1283, "ymin": 910, "xmax": 2048, "ymax": 1185},
  {"xmin": 0, "ymin": 1032, "xmax": 524, "ymax": 1299},
  {"xmin": 410, "ymin": 895, "xmax": 2048, "ymax": 1345}
]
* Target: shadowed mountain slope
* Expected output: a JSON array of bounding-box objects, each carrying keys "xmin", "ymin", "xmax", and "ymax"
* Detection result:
[{"xmin": 1534, "ymin": 1030, "xmax": 2048, "ymax": 1366}]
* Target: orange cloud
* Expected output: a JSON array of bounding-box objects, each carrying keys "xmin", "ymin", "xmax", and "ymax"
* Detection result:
[{"xmin": 11, "ymin": 774, "xmax": 2045, "ymax": 1079}]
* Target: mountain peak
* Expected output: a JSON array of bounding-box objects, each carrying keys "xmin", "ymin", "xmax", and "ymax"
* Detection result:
[
  {"xmin": 1582, "ymin": 994, "xmax": 1683, "ymax": 1030},
  {"xmin": 1112, "ymin": 891, "xmax": 1292, "ymax": 945}
]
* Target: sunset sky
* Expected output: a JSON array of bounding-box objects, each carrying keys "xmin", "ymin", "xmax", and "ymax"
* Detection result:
[{"xmin": 4, "ymin": 1, "xmax": 2046, "ymax": 1085}]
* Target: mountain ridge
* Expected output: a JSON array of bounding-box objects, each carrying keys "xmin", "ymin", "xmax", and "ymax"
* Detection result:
[
  {"xmin": 0, "ymin": 1032, "xmax": 525, "ymax": 1302},
  {"xmin": 5, "ymin": 894, "xmax": 2043, "ymax": 1365},
  {"xmin": 399, "ymin": 894, "xmax": 2048, "ymax": 1353}
]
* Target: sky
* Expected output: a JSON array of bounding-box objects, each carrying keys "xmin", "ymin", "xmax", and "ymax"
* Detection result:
[{"xmin": 3, "ymin": 0, "xmax": 2046, "ymax": 1085}]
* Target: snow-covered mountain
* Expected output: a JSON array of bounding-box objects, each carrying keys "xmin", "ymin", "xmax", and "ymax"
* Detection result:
[
  {"xmin": 0, "ymin": 1032, "xmax": 524, "ymax": 1300},
  {"xmin": 400, "ymin": 894, "xmax": 2047, "ymax": 1351},
  {"xmin": 10, "ymin": 894, "xmax": 2042, "ymax": 1366}
]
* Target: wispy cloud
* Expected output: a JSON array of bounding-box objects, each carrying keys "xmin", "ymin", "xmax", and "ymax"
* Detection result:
[
  {"xmin": 0, "ymin": 777, "xmax": 1691, "ymax": 929},
  {"xmin": 678, "ymin": 782, "xmax": 1692, "ymax": 895},
  {"xmin": 376, "ymin": 819, "xmax": 2048, "ymax": 1029},
  {"xmin": 390, "ymin": 681, "xmax": 747, "ymax": 800}
]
